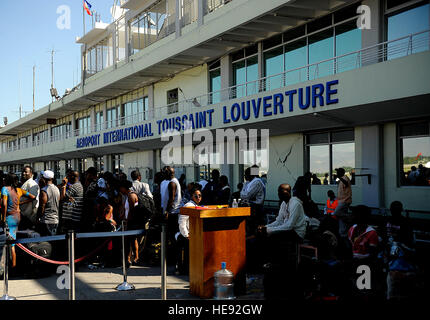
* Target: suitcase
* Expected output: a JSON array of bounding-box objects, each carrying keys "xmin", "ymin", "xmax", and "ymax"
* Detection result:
[{"xmin": 16, "ymin": 230, "xmax": 55, "ymax": 278}]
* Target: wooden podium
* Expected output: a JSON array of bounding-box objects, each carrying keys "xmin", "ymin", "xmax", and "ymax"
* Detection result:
[{"xmin": 180, "ymin": 205, "xmax": 251, "ymax": 298}]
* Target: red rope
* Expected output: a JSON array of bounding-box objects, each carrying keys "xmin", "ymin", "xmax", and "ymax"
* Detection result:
[{"xmin": 16, "ymin": 239, "xmax": 111, "ymax": 265}]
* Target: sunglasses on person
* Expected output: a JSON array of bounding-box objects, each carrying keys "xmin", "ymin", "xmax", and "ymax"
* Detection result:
[{"xmin": 193, "ymin": 194, "xmax": 202, "ymax": 198}]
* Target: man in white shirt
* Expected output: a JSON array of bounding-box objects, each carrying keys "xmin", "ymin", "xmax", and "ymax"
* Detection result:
[
  {"xmin": 258, "ymin": 184, "xmax": 306, "ymax": 240},
  {"xmin": 257, "ymin": 184, "xmax": 306, "ymax": 270},
  {"xmin": 241, "ymin": 165, "xmax": 266, "ymax": 236},
  {"xmin": 130, "ymin": 170, "xmax": 153, "ymax": 199},
  {"xmin": 20, "ymin": 166, "xmax": 40, "ymax": 229}
]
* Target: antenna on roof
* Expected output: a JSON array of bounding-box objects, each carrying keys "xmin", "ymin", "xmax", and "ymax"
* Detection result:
[{"xmin": 47, "ymin": 48, "xmax": 61, "ymax": 101}]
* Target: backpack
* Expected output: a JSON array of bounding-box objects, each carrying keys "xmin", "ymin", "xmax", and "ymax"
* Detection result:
[{"xmin": 129, "ymin": 192, "xmax": 156, "ymax": 229}]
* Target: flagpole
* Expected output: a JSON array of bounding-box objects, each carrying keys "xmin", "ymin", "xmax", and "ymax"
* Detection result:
[{"xmin": 83, "ymin": 1, "xmax": 86, "ymax": 36}]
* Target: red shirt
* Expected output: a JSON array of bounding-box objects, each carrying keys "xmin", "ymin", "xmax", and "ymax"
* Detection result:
[{"xmin": 348, "ymin": 224, "xmax": 379, "ymax": 259}]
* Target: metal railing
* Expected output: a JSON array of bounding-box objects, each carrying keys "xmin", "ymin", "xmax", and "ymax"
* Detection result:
[
  {"xmin": 3, "ymin": 30, "xmax": 429, "ymax": 153},
  {"xmin": 205, "ymin": 0, "xmax": 233, "ymax": 14},
  {"xmin": 1, "ymin": 223, "xmax": 168, "ymax": 300}
]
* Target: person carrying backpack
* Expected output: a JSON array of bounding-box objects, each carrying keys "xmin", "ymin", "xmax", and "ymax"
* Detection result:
[{"xmin": 119, "ymin": 179, "xmax": 155, "ymax": 265}]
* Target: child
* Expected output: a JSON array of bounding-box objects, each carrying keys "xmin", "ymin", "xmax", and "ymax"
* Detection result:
[{"xmin": 324, "ymin": 190, "xmax": 338, "ymax": 217}]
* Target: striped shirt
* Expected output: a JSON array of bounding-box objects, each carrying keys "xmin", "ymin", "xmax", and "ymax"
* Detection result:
[{"xmin": 62, "ymin": 182, "xmax": 84, "ymax": 227}]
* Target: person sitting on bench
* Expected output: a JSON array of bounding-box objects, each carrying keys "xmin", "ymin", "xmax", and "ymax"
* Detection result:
[{"xmin": 257, "ymin": 183, "xmax": 307, "ymax": 266}]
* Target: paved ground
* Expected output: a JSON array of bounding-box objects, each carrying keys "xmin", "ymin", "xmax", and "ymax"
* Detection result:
[{"xmin": 2, "ymin": 264, "xmax": 264, "ymax": 300}]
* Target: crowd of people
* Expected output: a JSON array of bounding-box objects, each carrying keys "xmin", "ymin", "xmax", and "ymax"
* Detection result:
[
  {"xmin": 253, "ymin": 167, "xmax": 418, "ymax": 300},
  {"xmin": 0, "ymin": 164, "xmax": 421, "ymax": 300},
  {"xmin": 401, "ymin": 163, "xmax": 430, "ymax": 186}
]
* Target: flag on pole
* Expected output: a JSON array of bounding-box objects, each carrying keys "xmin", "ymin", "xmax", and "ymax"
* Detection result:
[{"xmin": 83, "ymin": 0, "xmax": 93, "ymax": 16}]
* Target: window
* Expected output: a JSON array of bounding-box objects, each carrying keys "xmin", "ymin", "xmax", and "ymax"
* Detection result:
[
  {"xmin": 306, "ymin": 130, "xmax": 355, "ymax": 185},
  {"xmin": 107, "ymin": 105, "xmax": 122, "ymax": 128},
  {"xmin": 77, "ymin": 158, "xmax": 87, "ymax": 174},
  {"xmin": 93, "ymin": 156, "xmax": 104, "ymax": 173},
  {"xmin": 52, "ymin": 161, "xmax": 60, "ymax": 181},
  {"xmin": 124, "ymin": 97, "xmax": 148, "ymax": 124},
  {"xmin": 308, "ymin": 28, "xmax": 334, "ymax": 79},
  {"xmin": 167, "ymin": 88, "xmax": 179, "ymax": 114},
  {"xmin": 95, "ymin": 111, "xmax": 104, "ymax": 131},
  {"xmin": 261, "ymin": 3, "xmax": 362, "ymax": 93},
  {"xmin": 232, "ymin": 48, "xmax": 258, "ymax": 98},
  {"xmin": 387, "ymin": 2, "xmax": 430, "ymax": 60},
  {"xmin": 34, "ymin": 130, "xmax": 49, "ymax": 145},
  {"xmin": 264, "ymin": 46, "xmax": 284, "ymax": 90},
  {"xmin": 19, "ymin": 136, "xmax": 29, "ymax": 149},
  {"xmin": 77, "ymin": 116, "xmax": 91, "ymax": 136},
  {"xmin": 284, "ymin": 38, "xmax": 307, "ymax": 85},
  {"xmin": 209, "ymin": 60, "xmax": 221, "ymax": 104},
  {"xmin": 52, "ymin": 122, "xmax": 71, "ymax": 141},
  {"xmin": 399, "ymin": 120, "xmax": 430, "ymax": 186},
  {"xmin": 335, "ymin": 19, "xmax": 362, "ymax": 73},
  {"xmin": 65, "ymin": 160, "xmax": 73, "ymax": 171},
  {"xmin": 112, "ymin": 154, "xmax": 124, "ymax": 175}
]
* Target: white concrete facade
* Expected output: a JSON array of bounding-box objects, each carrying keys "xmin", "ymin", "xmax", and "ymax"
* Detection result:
[{"xmin": 1, "ymin": 0, "xmax": 429, "ymax": 214}]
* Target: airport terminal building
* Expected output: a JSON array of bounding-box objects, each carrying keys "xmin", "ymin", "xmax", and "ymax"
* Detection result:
[{"xmin": 0, "ymin": 0, "xmax": 429, "ymax": 216}]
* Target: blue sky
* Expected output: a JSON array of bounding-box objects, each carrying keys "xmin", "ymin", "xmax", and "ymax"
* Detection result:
[{"xmin": 0, "ymin": 0, "xmax": 116, "ymax": 125}]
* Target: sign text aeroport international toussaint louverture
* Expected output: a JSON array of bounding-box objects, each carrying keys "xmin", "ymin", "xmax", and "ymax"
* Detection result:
[{"xmin": 76, "ymin": 80, "xmax": 339, "ymax": 148}]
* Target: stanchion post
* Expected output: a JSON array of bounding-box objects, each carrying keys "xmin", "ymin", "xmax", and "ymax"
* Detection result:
[
  {"xmin": 116, "ymin": 220, "xmax": 135, "ymax": 291},
  {"xmin": 0, "ymin": 242, "xmax": 16, "ymax": 300},
  {"xmin": 68, "ymin": 230, "xmax": 76, "ymax": 301},
  {"xmin": 161, "ymin": 217, "xmax": 167, "ymax": 300}
]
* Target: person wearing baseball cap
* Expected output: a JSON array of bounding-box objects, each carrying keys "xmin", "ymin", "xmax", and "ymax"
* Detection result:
[{"xmin": 37, "ymin": 170, "xmax": 60, "ymax": 236}]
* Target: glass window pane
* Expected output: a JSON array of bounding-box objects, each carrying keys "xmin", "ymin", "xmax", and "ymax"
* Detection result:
[
  {"xmin": 233, "ymin": 60, "xmax": 246, "ymax": 98},
  {"xmin": 401, "ymin": 136, "xmax": 430, "ymax": 186},
  {"xmin": 209, "ymin": 69, "xmax": 221, "ymax": 104},
  {"xmin": 332, "ymin": 143, "xmax": 355, "ymax": 183},
  {"xmin": 387, "ymin": 4, "xmax": 430, "ymax": 60},
  {"xmin": 309, "ymin": 29, "xmax": 334, "ymax": 79},
  {"xmin": 285, "ymin": 39, "xmax": 307, "ymax": 85},
  {"xmin": 246, "ymin": 56, "xmax": 259, "ymax": 95},
  {"xmin": 309, "ymin": 145, "xmax": 330, "ymax": 183},
  {"xmin": 335, "ymin": 20, "xmax": 362, "ymax": 73},
  {"xmin": 144, "ymin": 96, "xmax": 149, "ymax": 120},
  {"xmin": 264, "ymin": 47, "xmax": 284, "ymax": 91}
]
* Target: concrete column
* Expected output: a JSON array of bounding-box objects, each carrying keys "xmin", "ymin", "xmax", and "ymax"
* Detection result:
[
  {"xmin": 148, "ymin": 84, "xmax": 155, "ymax": 119},
  {"xmin": 176, "ymin": 0, "xmax": 182, "ymax": 38},
  {"xmin": 103, "ymin": 102, "xmax": 107, "ymax": 129},
  {"xmin": 104, "ymin": 155, "xmax": 110, "ymax": 172},
  {"xmin": 361, "ymin": 0, "xmax": 383, "ymax": 66},
  {"xmin": 198, "ymin": 0, "xmax": 205, "ymax": 26},
  {"xmin": 71, "ymin": 113, "xmax": 76, "ymax": 135},
  {"xmin": 258, "ymin": 42, "xmax": 263, "ymax": 79},
  {"xmin": 113, "ymin": 28, "xmax": 117, "ymax": 65},
  {"xmin": 81, "ymin": 44, "xmax": 86, "ymax": 84},
  {"xmin": 90, "ymin": 107, "xmax": 96, "ymax": 132},
  {"xmin": 124, "ymin": 23, "xmax": 130, "ymax": 61},
  {"xmin": 356, "ymin": 125, "xmax": 382, "ymax": 208},
  {"xmin": 220, "ymin": 55, "xmax": 232, "ymax": 101},
  {"xmin": 30, "ymin": 129, "xmax": 34, "ymax": 147}
]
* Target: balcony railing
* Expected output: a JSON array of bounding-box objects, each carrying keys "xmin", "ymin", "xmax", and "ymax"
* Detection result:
[{"xmin": 3, "ymin": 29, "xmax": 429, "ymax": 154}]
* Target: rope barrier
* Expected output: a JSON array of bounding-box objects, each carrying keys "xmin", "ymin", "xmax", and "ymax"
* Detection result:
[
  {"xmin": 16, "ymin": 238, "xmax": 111, "ymax": 265},
  {"xmin": 12, "ymin": 229, "xmax": 146, "ymax": 265}
]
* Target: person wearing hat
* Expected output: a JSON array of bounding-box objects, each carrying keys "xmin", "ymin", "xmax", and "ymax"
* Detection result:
[{"xmin": 37, "ymin": 170, "xmax": 60, "ymax": 236}]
